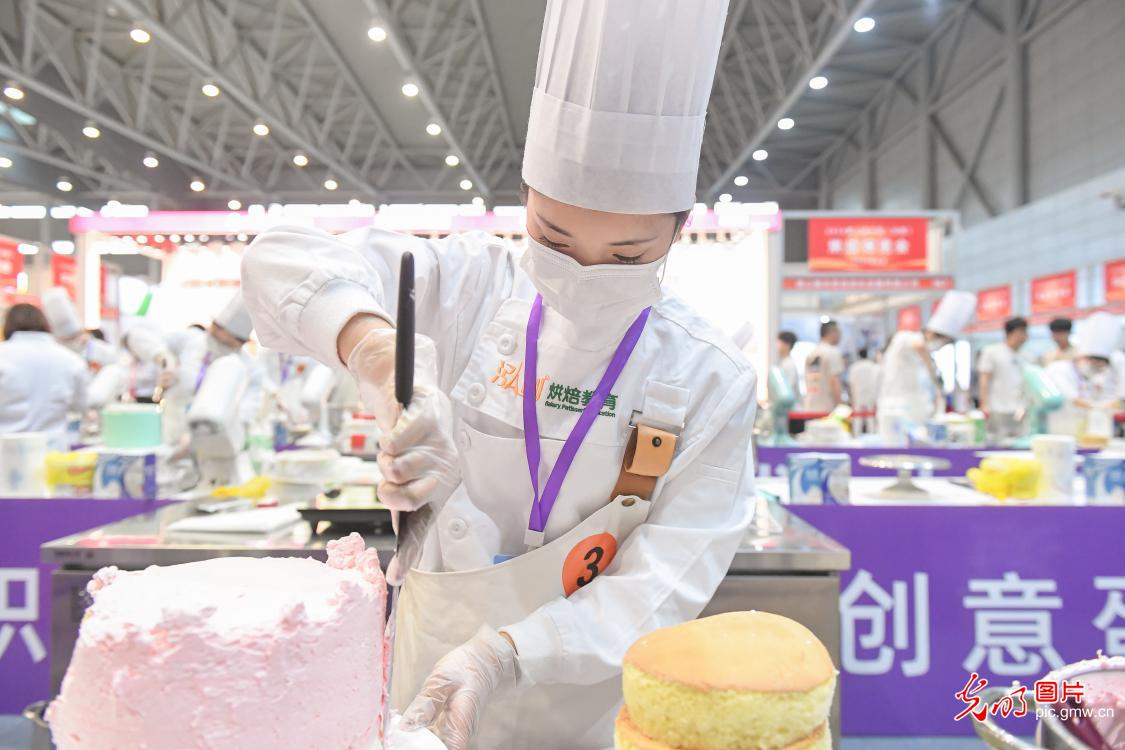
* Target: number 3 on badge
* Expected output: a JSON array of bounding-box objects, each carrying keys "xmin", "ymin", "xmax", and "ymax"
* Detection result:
[{"xmin": 562, "ymin": 533, "xmax": 618, "ymax": 597}]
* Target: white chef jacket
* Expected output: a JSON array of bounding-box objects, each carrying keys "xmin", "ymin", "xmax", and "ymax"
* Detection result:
[
  {"xmin": 978, "ymin": 342, "xmax": 1026, "ymax": 415},
  {"xmin": 802, "ymin": 341, "xmax": 844, "ymax": 413},
  {"xmin": 0, "ymin": 331, "xmax": 89, "ymax": 448},
  {"xmin": 877, "ymin": 331, "xmax": 937, "ymax": 424},
  {"xmin": 848, "ymin": 359, "xmax": 880, "ymax": 412},
  {"xmin": 1044, "ymin": 360, "xmax": 1121, "ymax": 436},
  {"xmin": 170, "ymin": 329, "xmax": 264, "ymax": 425},
  {"xmin": 241, "ymin": 225, "xmax": 756, "ymax": 687}
]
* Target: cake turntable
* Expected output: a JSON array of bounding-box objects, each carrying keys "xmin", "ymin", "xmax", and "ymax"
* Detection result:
[{"xmin": 858, "ymin": 454, "xmax": 953, "ymax": 499}]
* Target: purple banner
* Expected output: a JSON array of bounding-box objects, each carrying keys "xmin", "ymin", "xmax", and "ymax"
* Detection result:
[
  {"xmin": 756, "ymin": 445, "xmax": 1096, "ymax": 478},
  {"xmin": 0, "ymin": 498, "xmax": 173, "ymax": 714},
  {"xmin": 789, "ymin": 505, "xmax": 1125, "ymax": 736}
]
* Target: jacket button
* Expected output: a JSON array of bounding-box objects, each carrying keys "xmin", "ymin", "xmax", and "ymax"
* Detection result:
[
  {"xmin": 448, "ymin": 517, "xmax": 468, "ymax": 539},
  {"xmin": 467, "ymin": 383, "xmax": 486, "ymax": 405},
  {"xmin": 457, "ymin": 429, "xmax": 472, "ymax": 450},
  {"xmin": 497, "ymin": 334, "xmax": 517, "ymax": 356}
]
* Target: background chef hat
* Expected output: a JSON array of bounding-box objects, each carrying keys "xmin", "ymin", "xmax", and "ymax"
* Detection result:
[
  {"xmin": 927, "ymin": 290, "xmax": 977, "ymax": 339},
  {"xmin": 213, "ymin": 290, "xmax": 253, "ymax": 342},
  {"xmin": 122, "ymin": 320, "xmax": 169, "ymax": 363},
  {"xmin": 1076, "ymin": 312, "xmax": 1120, "ymax": 359},
  {"xmin": 522, "ymin": 0, "xmax": 730, "ymax": 214},
  {"xmin": 41, "ymin": 287, "xmax": 83, "ymax": 340},
  {"xmin": 86, "ymin": 338, "xmax": 120, "ymax": 368}
]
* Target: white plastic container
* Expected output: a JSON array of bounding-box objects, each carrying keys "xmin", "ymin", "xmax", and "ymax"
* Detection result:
[
  {"xmin": 1032, "ymin": 434, "xmax": 1076, "ymax": 502},
  {"xmin": 0, "ymin": 433, "xmax": 49, "ymax": 498}
]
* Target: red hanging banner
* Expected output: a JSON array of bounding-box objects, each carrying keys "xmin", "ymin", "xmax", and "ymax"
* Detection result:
[
  {"xmin": 1030, "ymin": 271, "xmax": 1077, "ymax": 314},
  {"xmin": 51, "ymin": 255, "xmax": 79, "ymax": 301},
  {"xmin": 807, "ymin": 217, "xmax": 929, "ymax": 272},
  {"xmin": 1105, "ymin": 259, "xmax": 1125, "ymax": 303},
  {"xmin": 976, "ymin": 285, "xmax": 1012, "ymax": 322},
  {"xmin": 896, "ymin": 305, "xmax": 923, "ymax": 331}
]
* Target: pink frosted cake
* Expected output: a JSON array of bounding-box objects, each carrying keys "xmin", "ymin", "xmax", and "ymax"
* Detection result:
[{"xmin": 47, "ymin": 533, "xmax": 388, "ymax": 750}]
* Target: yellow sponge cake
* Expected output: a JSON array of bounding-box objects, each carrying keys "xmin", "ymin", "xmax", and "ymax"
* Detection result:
[{"xmin": 618, "ymin": 611, "xmax": 836, "ymax": 750}]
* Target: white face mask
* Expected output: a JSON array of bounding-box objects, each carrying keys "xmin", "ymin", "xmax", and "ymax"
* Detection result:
[{"xmin": 519, "ymin": 237, "xmax": 665, "ymax": 328}]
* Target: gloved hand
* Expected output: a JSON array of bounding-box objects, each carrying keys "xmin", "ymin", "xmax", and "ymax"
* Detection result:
[
  {"xmin": 347, "ymin": 328, "xmax": 460, "ymax": 583},
  {"xmin": 401, "ymin": 626, "xmax": 519, "ymax": 750}
]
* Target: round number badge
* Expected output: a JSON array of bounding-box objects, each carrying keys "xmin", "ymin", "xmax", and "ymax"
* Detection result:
[{"xmin": 562, "ymin": 533, "xmax": 618, "ymax": 597}]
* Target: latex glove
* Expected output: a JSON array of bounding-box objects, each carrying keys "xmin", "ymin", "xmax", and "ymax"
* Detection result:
[
  {"xmin": 401, "ymin": 627, "xmax": 519, "ymax": 750},
  {"xmin": 347, "ymin": 329, "xmax": 460, "ymax": 583},
  {"xmin": 155, "ymin": 353, "xmax": 179, "ymax": 388}
]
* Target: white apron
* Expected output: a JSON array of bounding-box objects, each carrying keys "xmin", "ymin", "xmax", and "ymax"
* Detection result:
[{"xmin": 390, "ymin": 297, "xmax": 678, "ymax": 749}]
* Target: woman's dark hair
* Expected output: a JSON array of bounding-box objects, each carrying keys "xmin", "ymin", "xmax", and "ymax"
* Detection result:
[
  {"xmin": 4, "ymin": 303, "xmax": 50, "ymax": 339},
  {"xmin": 778, "ymin": 331, "xmax": 797, "ymax": 348},
  {"xmin": 519, "ymin": 181, "xmax": 692, "ymax": 238}
]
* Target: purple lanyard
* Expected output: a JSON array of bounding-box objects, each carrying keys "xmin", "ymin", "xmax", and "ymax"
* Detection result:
[
  {"xmin": 522, "ymin": 294, "xmax": 650, "ymax": 534},
  {"xmin": 279, "ymin": 354, "xmax": 291, "ymax": 384},
  {"xmin": 193, "ymin": 353, "xmax": 212, "ymax": 392}
]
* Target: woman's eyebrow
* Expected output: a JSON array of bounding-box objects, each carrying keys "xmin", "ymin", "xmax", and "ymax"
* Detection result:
[
  {"xmin": 538, "ymin": 216, "xmax": 573, "ymax": 237},
  {"xmin": 609, "ymin": 236, "xmax": 658, "ymax": 247}
]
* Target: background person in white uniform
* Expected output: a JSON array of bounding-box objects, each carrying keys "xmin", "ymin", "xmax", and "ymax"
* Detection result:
[
  {"xmin": 0, "ymin": 303, "xmax": 88, "ymax": 449},
  {"xmin": 1043, "ymin": 317, "xmax": 1076, "ymax": 365},
  {"xmin": 877, "ymin": 290, "xmax": 976, "ymax": 441},
  {"xmin": 847, "ymin": 347, "xmax": 880, "ymax": 433},
  {"xmin": 978, "ymin": 316, "xmax": 1029, "ymax": 441},
  {"xmin": 802, "ymin": 320, "xmax": 844, "ymax": 414},
  {"xmin": 242, "ymin": 2, "xmax": 752, "ymax": 748},
  {"xmin": 777, "ymin": 330, "xmax": 800, "ymax": 398},
  {"xmin": 1045, "ymin": 312, "xmax": 1121, "ymax": 438}
]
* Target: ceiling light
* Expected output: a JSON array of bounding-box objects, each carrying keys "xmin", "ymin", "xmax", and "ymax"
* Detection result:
[
  {"xmin": 142, "ymin": 152, "xmax": 159, "ymax": 168},
  {"xmin": 199, "ymin": 235, "xmax": 210, "ymax": 242},
  {"xmin": 733, "ymin": 175, "xmax": 749, "ymax": 187},
  {"xmin": 0, "ymin": 156, "xmax": 11, "ymax": 169},
  {"xmin": 18, "ymin": 243, "xmax": 39, "ymax": 255},
  {"xmin": 184, "ymin": 234, "xmax": 196, "ymax": 242},
  {"xmin": 324, "ymin": 178, "xmax": 338, "ymax": 191},
  {"xmin": 752, "ymin": 149, "xmax": 768, "ymax": 161},
  {"xmin": 472, "ymin": 196, "xmax": 484, "ymax": 208},
  {"xmin": 459, "ymin": 179, "xmax": 473, "ymax": 190},
  {"xmin": 51, "ymin": 240, "xmax": 75, "ymax": 255},
  {"xmin": 190, "ymin": 178, "xmax": 206, "ymax": 192},
  {"xmin": 137, "ymin": 235, "xmax": 148, "ymax": 244},
  {"xmin": 778, "ymin": 117, "xmax": 795, "ymax": 130},
  {"xmin": 854, "ymin": 16, "xmax": 876, "ymax": 33},
  {"xmin": 129, "ymin": 27, "xmax": 151, "ymax": 44},
  {"xmin": 252, "ymin": 122, "xmax": 270, "ymax": 136},
  {"xmin": 367, "ymin": 25, "xmax": 387, "ymax": 42},
  {"xmin": 3, "ymin": 83, "xmax": 24, "ymax": 100},
  {"xmin": 201, "ymin": 82, "xmax": 220, "ymax": 97},
  {"xmin": 227, "ymin": 199, "xmax": 242, "ymax": 210},
  {"xmin": 401, "ymin": 82, "xmax": 419, "ymax": 98},
  {"xmin": 56, "ymin": 177, "xmax": 73, "ymax": 192},
  {"xmin": 809, "ymin": 75, "xmax": 828, "ymax": 90},
  {"xmin": 82, "ymin": 121, "xmax": 101, "ymax": 139},
  {"xmin": 718, "ymin": 193, "xmax": 732, "ymax": 203},
  {"xmin": 292, "ymin": 152, "xmax": 309, "ymax": 167},
  {"xmin": 170, "ymin": 234, "xmax": 181, "ymax": 243},
  {"xmin": 236, "ymin": 233, "xmax": 248, "ymax": 242},
  {"xmin": 445, "ymin": 154, "xmax": 460, "ymax": 167},
  {"xmin": 426, "ymin": 122, "xmax": 442, "ymax": 136},
  {"xmin": 153, "ymin": 234, "xmax": 165, "ymax": 242}
]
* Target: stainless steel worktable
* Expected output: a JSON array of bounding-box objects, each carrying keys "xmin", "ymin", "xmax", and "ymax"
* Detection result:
[{"xmin": 41, "ymin": 495, "xmax": 849, "ymax": 742}]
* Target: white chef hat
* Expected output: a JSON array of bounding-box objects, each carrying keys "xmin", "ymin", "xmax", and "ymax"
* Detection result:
[
  {"xmin": 1076, "ymin": 312, "xmax": 1120, "ymax": 359},
  {"xmin": 522, "ymin": 0, "xmax": 729, "ymax": 214},
  {"xmin": 927, "ymin": 290, "xmax": 977, "ymax": 339},
  {"xmin": 213, "ymin": 290, "xmax": 253, "ymax": 342},
  {"xmin": 123, "ymin": 321, "xmax": 169, "ymax": 363},
  {"xmin": 41, "ymin": 287, "xmax": 83, "ymax": 340}
]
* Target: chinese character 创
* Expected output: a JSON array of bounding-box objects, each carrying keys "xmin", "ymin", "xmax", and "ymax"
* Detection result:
[
  {"xmin": 962, "ymin": 571, "xmax": 1064, "ymax": 677},
  {"xmin": 1093, "ymin": 577, "xmax": 1125, "ymax": 656},
  {"xmin": 0, "ymin": 568, "xmax": 46, "ymax": 665},
  {"xmin": 840, "ymin": 569, "xmax": 930, "ymax": 676}
]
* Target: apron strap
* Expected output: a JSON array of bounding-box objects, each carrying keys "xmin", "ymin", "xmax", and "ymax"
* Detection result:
[{"xmin": 609, "ymin": 423, "xmax": 677, "ymax": 501}]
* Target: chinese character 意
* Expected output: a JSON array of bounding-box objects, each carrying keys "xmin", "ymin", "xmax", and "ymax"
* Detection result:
[
  {"xmin": 840, "ymin": 569, "xmax": 931, "ymax": 676},
  {"xmin": 962, "ymin": 572, "xmax": 1064, "ymax": 676},
  {"xmin": 0, "ymin": 567, "xmax": 46, "ymax": 665},
  {"xmin": 1093, "ymin": 577, "xmax": 1125, "ymax": 656}
]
